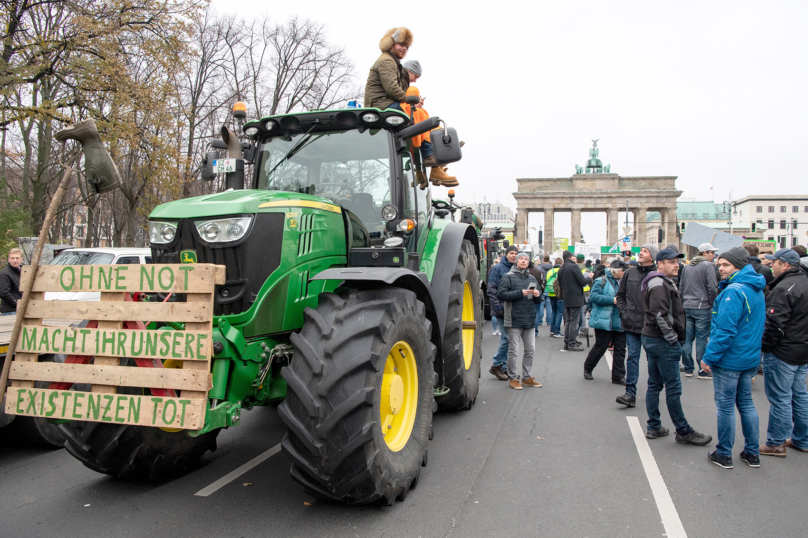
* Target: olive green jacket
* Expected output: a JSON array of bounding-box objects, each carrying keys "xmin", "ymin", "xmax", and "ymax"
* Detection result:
[{"xmin": 363, "ymin": 52, "xmax": 409, "ymax": 109}]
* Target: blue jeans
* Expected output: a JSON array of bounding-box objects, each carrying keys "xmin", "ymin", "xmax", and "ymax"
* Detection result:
[
  {"xmin": 762, "ymin": 353, "xmax": 808, "ymax": 448},
  {"xmin": 543, "ymin": 292, "xmax": 552, "ymax": 323},
  {"xmin": 534, "ymin": 303, "xmax": 542, "ymax": 333},
  {"xmin": 712, "ymin": 365, "xmax": 759, "ymax": 457},
  {"xmin": 642, "ymin": 336, "xmax": 692, "ymax": 435},
  {"xmin": 0, "ymin": 311, "xmax": 14, "ymax": 316},
  {"xmin": 549, "ymin": 297, "xmax": 564, "ymax": 335},
  {"xmin": 682, "ymin": 308, "xmax": 711, "ymax": 372},
  {"xmin": 492, "ymin": 317, "xmax": 509, "ymax": 369},
  {"xmin": 625, "ymin": 332, "xmax": 643, "ymax": 396},
  {"xmin": 492, "ymin": 316, "xmax": 499, "ymax": 333}
]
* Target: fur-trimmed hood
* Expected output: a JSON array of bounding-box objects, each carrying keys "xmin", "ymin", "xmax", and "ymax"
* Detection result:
[{"xmin": 379, "ymin": 27, "xmax": 413, "ymax": 52}]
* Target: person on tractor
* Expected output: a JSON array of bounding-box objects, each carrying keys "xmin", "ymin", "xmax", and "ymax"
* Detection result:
[
  {"xmin": 364, "ymin": 27, "xmax": 412, "ymax": 110},
  {"xmin": 400, "ymin": 60, "xmax": 458, "ymax": 188}
]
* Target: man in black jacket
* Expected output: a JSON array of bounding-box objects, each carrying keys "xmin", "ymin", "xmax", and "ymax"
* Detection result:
[
  {"xmin": 641, "ymin": 248, "xmax": 713, "ymax": 446},
  {"xmin": 615, "ymin": 244, "xmax": 657, "ymax": 407},
  {"xmin": 759, "ymin": 248, "xmax": 808, "ymax": 457},
  {"xmin": 557, "ymin": 250, "xmax": 592, "ymax": 351},
  {"xmin": 745, "ymin": 243, "xmax": 773, "ymax": 286},
  {"xmin": 498, "ymin": 252, "xmax": 543, "ymax": 390},
  {"xmin": 0, "ymin": 248, "xmax": 23, "ymax": 315}
]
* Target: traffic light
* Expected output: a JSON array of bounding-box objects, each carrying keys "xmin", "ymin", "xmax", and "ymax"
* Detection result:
[
  {"xmin": 538, "ymin": 230, "xmax": 543, "ymax": 245},
  {"xmin": 658, "ymin": 229, "xmax": 664, "ymax": 244},
  {"xmin": 751, "ymin": 222, "xmax": 756, "ymax": 232},
  {"xmin": 680, "ymin": 222, "xmax": 686, "ymax": 233}
]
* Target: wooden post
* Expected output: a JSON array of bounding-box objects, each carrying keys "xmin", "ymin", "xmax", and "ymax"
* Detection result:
[{"xmin": 0, "ymin": 162, "xmax": 74, "ymax": 405}]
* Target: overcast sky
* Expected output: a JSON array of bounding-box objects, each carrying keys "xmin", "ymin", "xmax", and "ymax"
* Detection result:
[{"xmin": 212, "ymin": 0, "xmax": 807, "ymax": 246}]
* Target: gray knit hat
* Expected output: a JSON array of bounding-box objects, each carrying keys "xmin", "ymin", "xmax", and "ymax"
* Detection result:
[
  {"xmin": 516, "ymin": 251, "xmax": 530, "ymax": 263},
  {"xmin": 640, "ymin": 243, "xmax": 659, "ymax": 260},
  {"xmin": 719, "ymin": 246, "xmax": 749, "ymax": 269},
  {"xmin": 402, "ymin": 60, "xmax": 422, "ymax": 77}
]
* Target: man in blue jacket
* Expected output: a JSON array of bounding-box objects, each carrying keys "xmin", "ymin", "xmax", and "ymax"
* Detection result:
[
  {"xmin": 487, "ymin": 246, "xmax": 518, "ymax": 380},
  {"xmin": 701, "ymin": 247, "xmax": 767, "ymax": 469}
]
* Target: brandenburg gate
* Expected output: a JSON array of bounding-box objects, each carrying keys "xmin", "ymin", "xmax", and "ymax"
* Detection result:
[{"xmin": 513, "ymin": 141, "xmax": 682, "ymax": 250}]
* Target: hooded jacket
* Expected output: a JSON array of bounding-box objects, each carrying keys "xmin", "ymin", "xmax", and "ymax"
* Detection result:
[
  {"xmin": 679, "ymin": 257, "xmax": 718, "ymax": 309},
  {"xmin": 616, "ymin": 263, "xmax": 656, "ymax": 334},
  {"xmin": 487, "ymin": 258, "xmax": 513, "ymax": 318},
  {"xmin": 0, "ymin": 263, "xmax": 22, "ymax": 313},
  {"xmin": 761, "ymin": 267, "xmax": 808, "ymax": 365},
  {"xmin": 589, "ymin": 269, "xmax": 622, "ymax": 332},
  {"xmin": 701, "ymin": 265, "xmax": 767, "ymax": 371},
  {"xmin": 748, "ymin": 256, "xmax": 774, "ymax": 286},
  {"xmin": 557, "ymin": 258, "xmax": 592, "ymax": 308},
  {"xmin": 641, "ymin": 272, "xmax": 686, "ymax": 344},
  {"xmin": 497, "ymin": 264, "xmax": 542, "ymax": 329}
]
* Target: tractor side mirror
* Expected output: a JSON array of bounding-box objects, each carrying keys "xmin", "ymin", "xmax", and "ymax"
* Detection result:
[
  {"xmin": 201, "ymin": 151, "xmax": 218, "ymax": 180},
  {"xmin": 432, "ymin": 121, "xmax": 462, "ymax": 165},
  {"xmin": 397, "ymin": 117, "xmax": 440, "ymax": 140},
  {"xmin": 404, "ymin": 94, "xmax": 420, "ymax": 105}
]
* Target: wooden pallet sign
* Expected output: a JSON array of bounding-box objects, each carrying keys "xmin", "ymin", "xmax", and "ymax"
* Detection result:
[{"xmin": 3, "ymin": 263, "xmax": 225, "ymax": 430}]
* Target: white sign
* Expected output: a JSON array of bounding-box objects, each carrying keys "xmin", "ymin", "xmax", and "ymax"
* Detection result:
[
  {"xmin": 574, "ymin": 243, "xmax": 601, "ymax": 260},
  {"xmin": 212, "ymin": 158, "xmax": 237, "ymax": 174},
  {"xmin": 620, "ymin": 237, "xmax": 632, "ymax": 251}
]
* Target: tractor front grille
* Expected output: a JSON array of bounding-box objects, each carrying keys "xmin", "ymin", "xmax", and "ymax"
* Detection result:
[{"xmin": 151, "ymin": 213, "xmax": 284, "ymax": 315}]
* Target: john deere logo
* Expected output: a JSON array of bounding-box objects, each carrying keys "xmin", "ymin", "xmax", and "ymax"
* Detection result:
[{"xmin": 180, "ymin": 250, "xmax": 197, "ymax": 264}]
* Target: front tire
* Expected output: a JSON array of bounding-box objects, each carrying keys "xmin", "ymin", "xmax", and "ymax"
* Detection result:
[
  {"xmin": 279, "ymin": 287, "xmax": 435, "ymax": 504},
  {"xmin": 436, "ymin": 240, "xmax": 483, "ymax": 411}
]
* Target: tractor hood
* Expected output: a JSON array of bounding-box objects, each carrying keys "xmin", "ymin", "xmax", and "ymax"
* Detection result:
[{"xmin": 149, "ymin": 190, "xmax": 342, "ymax": 219}]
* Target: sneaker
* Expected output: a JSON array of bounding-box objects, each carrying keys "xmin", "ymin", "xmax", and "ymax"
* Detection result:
[
  {"xmin": 739, "ymin": 450, "xmax": 761, "ymax": 467},
  {"xmin": 616, "ymin": 393, "xmax": 636, "ymax": 407},
  {"xmin": 646, "ymin": 426, "xmax": 670, "ymax": 439},
  {"xmin": 583, "ymin": 371, "xmax": 593, "ymax": 380},
  {"xmin": 489, "ymin": 365, "xmax": 509, "ymax": 381},
  {"xmin": 522, "ymin": 376, "xmax": 542, "ymax": 388},
  {"xmin": 550, "ymin": 333, "xmax": 563, "ymax": 338},
  {"xmin": 563, "ymin": 345, "xmax": 583, "ymax": 352},
  {"xmin": 509, "ymin": 379, "xmax": 522, "ymax": 390},
  {"xmin": 676, "ymin": 430, "xmax": 713, "ymax": 446},
  {"xmin": 708, "ymin": 450, "xmax": 734, "ymax": 469},
  {"xmin": 684, "ymin": 371, "xmax": 694, "ymax": 377},
  {"xmin": 492, "ymin": 330, "xmax": 498, "ymax": 335},
  {"xmin": 786, "ymin": 439, "xmax": 808, "ymax": 453},
  {"xmin": 697, "ymin": 369, "xmax": 712, "ymax": 380},
  {"xmin": 760, "ymin": 443, "xmax": 786, "ymax": 457},
  {"xmin": 612, "ymin": 377, "xmax": 626, "ymax": 386}
]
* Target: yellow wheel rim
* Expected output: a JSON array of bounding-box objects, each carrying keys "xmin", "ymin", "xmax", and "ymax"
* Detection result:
[
  {"xmin": 461, "ymin": 281, "xmax": 475, "ymax": 370},
  {"xmin": 380, "ymin": 341, "xmax": 418, "ymax": 452}
]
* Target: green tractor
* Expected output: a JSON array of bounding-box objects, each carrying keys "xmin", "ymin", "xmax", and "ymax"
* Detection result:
[{"xmin": 58, "ymin": 104, "xmax": 482, "ymax": 504}]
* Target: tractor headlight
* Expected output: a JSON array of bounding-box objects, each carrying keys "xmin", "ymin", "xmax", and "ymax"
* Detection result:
[
  {"xmin": 194, "ymin": 216, "xmax": 253, "ymax": 243},
  {"xmin": 362, "ymin": 113, "xmax": 380, "ymax": 123},
  {"xmin": 386, "ymin": 116, "xmax": 405, "ymax": 126},
  {"xmin": 244, "ymin": 126, "xmax": 259, "ymax": 136},
  {"xmin": 381, "ymin": 204, "xmax": 398, "ymax": 221},
  {"xmin": 149, "ymin": 221, "xmax": 178, "ymax": 244}
]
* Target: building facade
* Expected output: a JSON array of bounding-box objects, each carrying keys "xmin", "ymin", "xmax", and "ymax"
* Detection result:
[{"xmin": 732, "ymin": 195, "xmax": 808, "ymax": 249}]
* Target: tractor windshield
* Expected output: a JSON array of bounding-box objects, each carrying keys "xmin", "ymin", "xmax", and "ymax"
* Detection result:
[{"xmin": 256, "ymin": 128, "xmax": 392, "ymax": 230}]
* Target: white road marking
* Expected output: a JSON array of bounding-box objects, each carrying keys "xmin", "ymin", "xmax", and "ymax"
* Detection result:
[
  {"xmin": 194, "ymin": 443, "xmax": 282, "ymax": 497},
  {"xmin": 605, "ymin": 350, "xmax": 613, "ymax": 371},
  {"xmin": 626, "ymin": 417, "xmax": 688, "ymax": 538}
]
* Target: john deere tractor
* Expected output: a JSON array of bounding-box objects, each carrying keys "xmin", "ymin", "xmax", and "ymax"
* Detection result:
[{"xmin": 57, "ymin": 104, "xmax": 482, "ymax": 504}]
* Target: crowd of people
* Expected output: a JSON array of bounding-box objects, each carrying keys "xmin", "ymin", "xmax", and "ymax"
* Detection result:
[{"xmin": 486, "ymin": 241, "xmax": 808, "ymax": 469}]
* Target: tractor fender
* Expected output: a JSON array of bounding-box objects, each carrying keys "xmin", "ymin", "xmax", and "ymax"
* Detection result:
[
  {"xmin": 428, "ymin": 221, "xmax": 480, "ymax": 342},
  {"xmin": 310, "ymin": 267, "xmax": 443, "ymax": 358}
]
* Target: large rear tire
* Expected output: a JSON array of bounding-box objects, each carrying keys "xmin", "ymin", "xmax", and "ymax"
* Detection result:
[
  {"xmin": 436, "ymin": 240, "xmax": 483, "ymax": 411},
  {"xmin": 60, "ymin": 421, "xmax": 219, "ymax": 479},
  {"xmin": 279, "ymin": 287, "xmax": 435, "ymax": 504}
]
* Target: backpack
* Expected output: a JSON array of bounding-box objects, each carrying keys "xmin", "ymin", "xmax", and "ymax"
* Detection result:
[{"xmin": 553, "ymin": 273, "xmax": 563, "ymax": 299}]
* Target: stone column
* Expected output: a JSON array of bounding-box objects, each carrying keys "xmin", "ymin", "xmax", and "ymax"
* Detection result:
[
  {"xmin": 515, "ymin": 208, "xmax": 528, "ymax": 244},
  {"xmin": 607, "ymin": 208, "xmax": 619, "ymax": 247},
  {"xmin": 665, "ymin": 206, "xmax": 679, "ymax": 250},
  {"xmin": 571, "ymin": 208, "xmax": 582, "ymax": 245},
  {"xmin": 636, "ymin": 207, "xmax": 647, "ymax": 246},
  {"xmin": 544, "ymin": 209, "xmax": 554, "ymax": 252}
]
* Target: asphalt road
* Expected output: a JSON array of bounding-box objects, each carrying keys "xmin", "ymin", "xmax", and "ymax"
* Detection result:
[{"xmin": 1, "ymin": 321, "xmax": 805, "ymax": 538}]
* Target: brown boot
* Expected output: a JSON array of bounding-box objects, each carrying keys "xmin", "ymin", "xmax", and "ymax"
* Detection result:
[
  {"xmin": 786, "ymin": 439, "xmax": 808, "ymax": 452},
  {"xmin": 522, "ymin": 376, "xmax": 543, "ymax": 388},
  {"xmin": 430, "ymin": 166, "xmax": 457, "ymax": 186},
  {"xmin": 423, "ymin": 154, "xmax": 437, "ymax": 168},
  {"xmin": 760, "ymin": 443, "xmax": 787, "ymax": 457},
  {"xmin": 509, "ymin": 379, "xmax": 523, "ymax": 390},
  {"xmin": 415, "ymin": 170, "xmax": 428, "ymax": 189}
]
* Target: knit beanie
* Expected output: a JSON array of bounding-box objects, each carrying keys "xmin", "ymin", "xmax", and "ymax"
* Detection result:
[
  {"xmin": 719, "ymin": 246, "xmax": 749, "ymax": 269},
  {"xmin": 515, "ymin": 252, "xmax": 530, "ymax": 263},
  {"xmin": 402, "ymin": 60, "xmax": 422, "ymax": 77},
  {"xmin": 665, "ymin": 243, "xmax": 679, "ymax": 253},
  {"xmin": 505, "ymin": 245, "xmax": 518, "ymax": 255},
  {"xmin": 562, "ymin": 250, "xmax": 574, "ymax": 260},
  {"xmin": 641, "ymin": 243, "xmax": 659, "ymax": 260}
]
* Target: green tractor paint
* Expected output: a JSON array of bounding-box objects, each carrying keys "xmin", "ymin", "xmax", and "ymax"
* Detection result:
[{"xmin": 59, "ymin": 105, "xmax": 484, "ymax": 504}]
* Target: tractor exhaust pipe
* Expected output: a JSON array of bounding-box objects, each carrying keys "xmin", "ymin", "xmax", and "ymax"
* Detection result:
[
  {"xmin": 54, "ymin": 119, "xmax": 121, "ymax": 194},
  {"xmin": 220, "ymin": 126, "xmax": 244, "ymax": 190}
]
